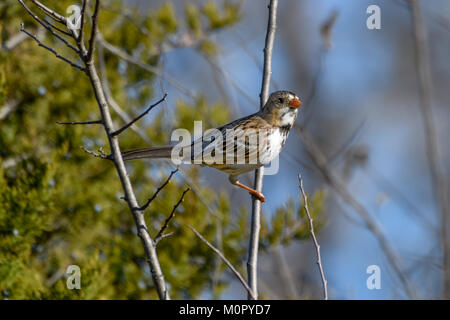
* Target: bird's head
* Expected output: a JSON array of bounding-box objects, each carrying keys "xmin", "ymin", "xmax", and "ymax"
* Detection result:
[{"xmin": 262, "ymin": 91, "xmax": 302, "ymax": 127}]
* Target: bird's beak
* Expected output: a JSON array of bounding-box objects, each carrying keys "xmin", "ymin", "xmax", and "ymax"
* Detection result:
[{"xmin": 289, "ymin": 98, "xmax": 302, "ymax": 109}]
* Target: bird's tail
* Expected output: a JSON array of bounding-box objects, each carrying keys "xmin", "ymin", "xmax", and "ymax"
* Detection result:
[{"xmin": 121, "ymin": 146, "xmax": 173, "ymax": 160}]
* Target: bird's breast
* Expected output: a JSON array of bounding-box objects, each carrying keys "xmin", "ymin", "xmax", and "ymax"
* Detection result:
[{"xmin": 261, "ymin": 127, "xmax": 289, "ymax": 164}]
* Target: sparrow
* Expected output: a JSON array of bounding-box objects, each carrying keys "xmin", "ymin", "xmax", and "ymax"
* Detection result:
[{"xmin": 121, "ymin": 91, "xmax": 302, "ymax": 202}]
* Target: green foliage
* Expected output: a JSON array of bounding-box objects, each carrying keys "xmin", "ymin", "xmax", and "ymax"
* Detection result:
[
  {"xmin": 0, "ymin": 0, "xmax": 325, "ymax": 300},
  {"xmin": 260, "ymin": 192, "xmax": 326, "ymax": 249},
  {"xmin": 185, "ymin": 3, "xmax": 202, "ymax": 36},
  {"xmin": 203, "ymin": 0, "xmax": 242, "ymax": 30}
]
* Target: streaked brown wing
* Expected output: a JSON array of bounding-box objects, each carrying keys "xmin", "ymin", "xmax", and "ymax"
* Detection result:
[{"xmin": 191, "ymin": 113, "xmax": 272, "ymax": 166}]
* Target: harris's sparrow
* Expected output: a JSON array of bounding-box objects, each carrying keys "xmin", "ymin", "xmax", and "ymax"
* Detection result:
[{"xmin": 122, "ymin": 91, "xmax": 302, "ymax": 202}]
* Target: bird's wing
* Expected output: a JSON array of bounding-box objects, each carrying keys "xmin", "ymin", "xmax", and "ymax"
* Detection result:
[{"xmin": 190, "ymin": 113, "xmax": 271, "ymax": 165}]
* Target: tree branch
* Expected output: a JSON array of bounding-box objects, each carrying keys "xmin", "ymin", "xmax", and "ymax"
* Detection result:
[
  {"xmin": 247, "ymin": 0, "xmax": 278, "ymax": 300},
  {"xmin": 407, "ymin": 0, "xmax": 450, "ymax": 299},
  {"xmin": 18, "ymin": 1, "xmax": 171, "ymax": 299},
  {"xmin": 140, "ymin": 169, "xmax": 178, "ymax": 211},
  {"xmin": 80, "ymin": 146, "xmax": 109, "ymax": 159},
  {"xmin": 31, "ymin": 0, "xmax": 67, "ymax": 25},
  {"xmin": 97, "ymin": 41, "xmax": 152, "ymax": 144},
  {"xmin": 296, "ymin": 126, "xmax": 418, "ymax": 299},
  {"xmin": 298, "ymin": 173, "xmax": 328, "ymax": 300},
  {"xmin": 155, "ymin": 188, "xmax": 190, "ymax": 244},
  {"xmin": 111, "ymin": 94, "xmax": 167, "ymax": 137},
  {"xmin": 86, "ymin": 0, "xmax": 100, "ymax": 62},
  {"xmin": 20, "ymin": 24, "xmax": 85, "ymax": 72},
  {"xmin": 188, "ymin": 225, "xmax": 256, "ymax": 300},
  {"xmin": 78, "ymin": 0, "xmax": 87, "ymax": 46},
  {"xmin": 18, "ymin": 0, "xmax": 80, "ymax": 53},
  {"xmin": 57, "ymin": 120, "xmax": 103, "ymax": 125}
]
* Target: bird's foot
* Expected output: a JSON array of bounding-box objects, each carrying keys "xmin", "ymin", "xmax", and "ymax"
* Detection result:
[{"xmin": 248, "ymin": 190, "xmax": 266, "ymax": 203}]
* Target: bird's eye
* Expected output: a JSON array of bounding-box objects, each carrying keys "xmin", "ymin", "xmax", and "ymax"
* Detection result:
[{"xmin": 278, "ymin": 98, "xmax": 284, "ymax": 104}]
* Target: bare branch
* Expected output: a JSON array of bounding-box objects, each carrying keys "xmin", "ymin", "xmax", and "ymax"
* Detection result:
[
  {"xmin": 188, "ymin": 225, "xmax": 256, "ymax": 300},
  {"xmin": 87, "ymin": 0, "xmax": 100, "ymax": 62},
  {"xmin": 97, "ymin": 42, "xmax": 152, "ymax": 144},
  {"xmin": 44, "ymin": 18, "xmax": 73, "ymax": 37},
  {"xmin": 407, "ymin": 0, "xmax": 450, "ymax": 298},
  {"xmin": 154, "ymin": 232, "xmax": 174, "ymax": 244},
  {"xmin": 18, "ymin": 0, "xmax": 80, "ymax": 53},
  {"xmin": 140, "ymin": 169, "xmax": 178, "ymax": 211},
  {"xmin": 155, "ymin": 188, "xmax": 190, "ymax": 243},
  {"xmin": 18, "ymin": 0, "xmax": 171, "ymax": 300},
  {"xmin": 111, "ymin": 94, "xmax": 167, "ymax": 137},
  {"xmin": 20, "ymin": 24, "xmax": 85, "ymax": 72},
  {"xmin": 247, "ymin": 0, "xmax": 278, "ymax": 300},
  {"xmin": 298, "ymin": 173, "xmax": 328, "ymax": 300},
  {"xmin": 80, "ymin": 146, "xmax": 109, "ymax": 159},
  {"xmin": 78, "ymin": 0, "xmax": 87, "ymax": 44},
  {"xmin": 296, "ymin": 126, "xmax": 418, "ymax": 298},
  {"xmin": 57, "ymin": 120, "xmax": 103, "ymax": 125},
  {"xmin": 31, "ymin": 0, "xmax": 67, "ymax": 25}
]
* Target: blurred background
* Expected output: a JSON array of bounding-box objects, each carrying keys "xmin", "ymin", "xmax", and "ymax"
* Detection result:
[{"xmin": 1, "ymin": 0, "xmax": 450, "ymax": 299}]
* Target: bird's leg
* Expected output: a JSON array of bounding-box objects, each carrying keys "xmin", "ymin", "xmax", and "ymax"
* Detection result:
[
  {"xmin": 229, "ymin": 176, "xmax": 266, "ymax": 202},
  {"xmin": 235, "ymin": 181, "xmax": 266, "ymax": 202}
]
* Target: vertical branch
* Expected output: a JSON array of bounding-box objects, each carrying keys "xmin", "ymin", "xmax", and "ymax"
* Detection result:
[
  {"xmin": 408, "ymin": 0, "xmax": 450, "ymax": 298},
  {"xmin": 18, "ymin": 1, "xmax": 171, "ymax": 299},
  {"xmin": 85, "ymin": 63, "xmax": 170, "ymax": 300},
  {"xmin": 298, "ymin": 173, "xmax": 328, "ymax": 300},
  {"xmin": 82, "ymin": 26, "xmax": 170, "ymax": 301},
  {"xmin": 247, "ymin": 0, "xmax": 278, "ymax": 300}
]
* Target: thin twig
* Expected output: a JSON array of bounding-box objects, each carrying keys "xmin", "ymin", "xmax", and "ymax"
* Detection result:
[
  {"xmin": 188, "ymin": 225, "xmax": 257, "ymax": 300},
  {"xmin": 20, "ymin": 24, "xmax": 85, "ymax": 72},
  {"xmin": 78, "ymin": 0, "xmax": 87, "ymax": 44},
  {"xmin": 86, "ymin": 0, "xmax": 100, "ymax": 62},
  {"xmin": 111, "ymin": 94, "xmax": 167, "ymax": 137},
  {"xmin": 97, "ymin": 41, "xmax": 152, "ymax": 144},
  {"xmin": 296, "ymin": 126, "xmax": 418, "ymax": 299},
  {"xmin": 57, "ymin": 120, "xmax": 103, "ymax": 125},
  {"xmin": 18, "ymin": 0, "xmax": 80, "ymax": 53},
  {"xmin": 31, "ymin": 0, "xmax": 67, "ymax": 25},
  {"xmin": 407, "ymin": 0, "xmax": 450, "ymax": 298},
  {"xmin": 140, "ymin": 169, "xmax": 178, "ymax": 211},
  {"xmin": 80, "ymin": 146, "xmax": 109, "ymax": 159},
  {"xmin": 155, "ymin": 188, "xmax": 190, "ymax": 243},
  {"xmin": 298, "ymin": 173, "xmax": 328, "ymax": 300},
  {"xmin": 247, "ymin": 0, "xmax": 278, "ymax": 301},
  {"xmin": 44, "ymin": 19, "xmax": 73, "ymax": 37}
]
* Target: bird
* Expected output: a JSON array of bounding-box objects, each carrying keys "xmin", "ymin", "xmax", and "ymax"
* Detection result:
[{"xmin": 121, "ymin": 90, "xmax": 302, "ymax": 203}]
